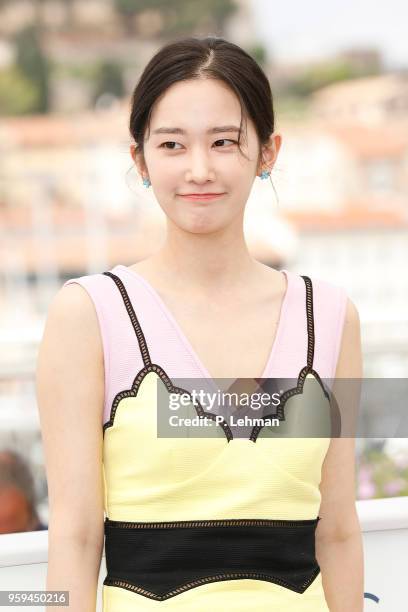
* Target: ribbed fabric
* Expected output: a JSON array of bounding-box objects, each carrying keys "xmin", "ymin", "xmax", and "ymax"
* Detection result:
[{"xmin": 63, "ymin": 264, "xmax": 347, "ymax": 427}]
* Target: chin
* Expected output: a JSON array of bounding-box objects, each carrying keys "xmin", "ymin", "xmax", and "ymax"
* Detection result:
[{"xmin": 185, "ymin": 217, "xmax": 232, "ymax": 235}]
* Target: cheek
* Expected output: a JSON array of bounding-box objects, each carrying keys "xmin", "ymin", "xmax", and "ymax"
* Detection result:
[{"xmin": 148, "ymin": 159, "xmax": 178, "ymax": 188}]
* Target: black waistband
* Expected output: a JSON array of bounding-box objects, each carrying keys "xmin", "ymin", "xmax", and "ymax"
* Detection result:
[{"xmin": 104, "ymin": 517, "xmax": 321, "ymax": 601}]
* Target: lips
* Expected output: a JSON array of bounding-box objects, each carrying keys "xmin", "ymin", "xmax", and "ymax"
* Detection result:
[{"xmin": 178, "ymin": 193, "xmax": 225, "ymax": 201}]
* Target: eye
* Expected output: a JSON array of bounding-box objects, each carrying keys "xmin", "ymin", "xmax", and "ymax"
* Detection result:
[
  {"xmin": 159, "ymin": 141, "xmax": 183, "ymax": 150},
  {"xmin": 214, "ymin": 139, "xmax": 237, "ymax": 147},
  {"xmin": 159, "ymin": 139, "xmax": 237, "ymax": 150}
]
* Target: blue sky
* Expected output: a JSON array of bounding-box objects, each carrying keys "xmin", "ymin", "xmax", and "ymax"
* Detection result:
[{"xmin": 252, "ymin": 0, "xmax": 407, "ymax": 69}]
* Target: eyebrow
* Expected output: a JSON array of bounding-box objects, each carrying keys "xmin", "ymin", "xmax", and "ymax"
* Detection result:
[{"xmin": 151, "ymin": 125, "xmax": 241, "ymax": 135}]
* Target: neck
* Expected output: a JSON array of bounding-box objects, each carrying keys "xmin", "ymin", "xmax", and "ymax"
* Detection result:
[{"xmin": 149, "ymin": 217, "xmax": 260, "ymax": 293}]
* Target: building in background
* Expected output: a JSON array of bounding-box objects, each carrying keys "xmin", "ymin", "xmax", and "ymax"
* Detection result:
[
  {"xmin": 311, "ymin": 74, "xmax": 408, "ymax": 124},
  {"xmin": 0, "ymin": 0, "xmax": 407, "ymax": 512}
]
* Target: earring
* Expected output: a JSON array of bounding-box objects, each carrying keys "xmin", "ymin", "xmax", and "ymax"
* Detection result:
[
  {"xmin": 260, "ymin": 169, "xmax": 271, "ymax": 180},
  {"xmin": 142, "ymin": 176, "xmax": 151, "ymax": 188}
]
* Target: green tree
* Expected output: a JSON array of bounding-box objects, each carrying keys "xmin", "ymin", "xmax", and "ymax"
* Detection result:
[
  {"xmin": 0, "ymin": 66, "xmax": 40, "ymax": 115},
  {"xmin": 14, "ymin": 25, "xmax": 50, "ymax": 113},
  {"xmin": 114, "ymin": 0, "xmax": 142, "ymax": 35},
  {"xmin": 287, "ymin": 59, "xmax": 378, "ymax": 98},
  {"xmin": 164, "ymin": 0, "xmax": 236, "ymax": 35},
  {"xmin": 92, "ymin": 60, "xmax": 125, "ymax": 105},
  {"xmin": 247, "ymin": 43, "xmax": 267, "ymax": 68},
  {"xmin": 113, "ymin": 0, "xmax": 236, "ymax": 37}
]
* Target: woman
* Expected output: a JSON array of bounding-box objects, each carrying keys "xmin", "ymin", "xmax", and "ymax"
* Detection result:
[{"xmin": 36, "ymin": 36, "xmax": 364, "ymax": 611}]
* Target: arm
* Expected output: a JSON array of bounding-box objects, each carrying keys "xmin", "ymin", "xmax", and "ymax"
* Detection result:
[
  {"xmin": 36, "ymin": 283, "xmax": 105, "ymax": 611},
  {"xmin": 315, "ymin": 297, "xmax": 365, "ymax": 612}
]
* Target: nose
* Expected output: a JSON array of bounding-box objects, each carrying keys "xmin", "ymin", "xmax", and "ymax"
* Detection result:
[{"xmin": 185, "ymin": 148, "xmax": 215, "ymax": 184}]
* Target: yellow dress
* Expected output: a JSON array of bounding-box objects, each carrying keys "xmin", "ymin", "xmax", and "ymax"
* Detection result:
[{"xmin": 100, "ymin": 271, "xmax": 335, "ymax": 611}]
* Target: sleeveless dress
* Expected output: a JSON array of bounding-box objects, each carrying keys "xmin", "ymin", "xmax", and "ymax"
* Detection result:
[{"xmin": 63, "ymin": 264, "xmax": 348, "ymax": 611}]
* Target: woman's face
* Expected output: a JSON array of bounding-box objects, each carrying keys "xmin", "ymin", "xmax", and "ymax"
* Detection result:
[{"xmin": 131, "ymin": 78, "xmax": 280, "ymax": 234}]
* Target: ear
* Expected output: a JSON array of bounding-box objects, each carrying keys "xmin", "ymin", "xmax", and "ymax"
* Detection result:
[
  {"xmin": 257, "ymin": 132, "xmax": 282, "ymax": 176},
  {"xmin": 129, "ymin": 144, "xmax": 148, "ymax": 179}
]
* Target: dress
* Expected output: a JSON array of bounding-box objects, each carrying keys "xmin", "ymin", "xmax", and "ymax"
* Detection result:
[{"xmin": 63, "ymin": 264, "xmax": 348, "ymax": 611}]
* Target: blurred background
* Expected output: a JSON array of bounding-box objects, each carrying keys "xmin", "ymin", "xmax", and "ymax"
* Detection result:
[{"xmin": 0, "ymin": 0, "xmax": 407, "ymax": 533}]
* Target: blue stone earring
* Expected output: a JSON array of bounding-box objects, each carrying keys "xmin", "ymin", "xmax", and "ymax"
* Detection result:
[
  {"xmin": 143, "ymin": 176, "xmax": 151, "ymax": 188},
  {"xmin": 260, "ymin": 170, "xmax": 270, "ymax": 180}
]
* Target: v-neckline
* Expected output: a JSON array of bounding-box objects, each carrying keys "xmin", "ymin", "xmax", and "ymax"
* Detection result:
[{"xmin": 114, "ymin": 264, "xmax": 290, "ymax": 392}]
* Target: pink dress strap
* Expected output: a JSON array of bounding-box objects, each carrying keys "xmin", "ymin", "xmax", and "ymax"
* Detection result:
[
  {"xmin": 268, "ymin": 271, "xmax": 347, "ymax": 382},
  {"xmin": 63, "ymin": 265, "xmax": 348, "ymax": 426}
]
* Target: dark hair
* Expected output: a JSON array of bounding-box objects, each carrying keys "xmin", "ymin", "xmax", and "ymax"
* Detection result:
[{"xmin": 129, "ymin": 36, "xmax": 275, "ymax": 165}]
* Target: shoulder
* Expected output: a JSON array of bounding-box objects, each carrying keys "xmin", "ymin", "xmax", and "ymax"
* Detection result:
[
  {"xmin": 290, "ymin": 271, "xmax": 351, "ymax": 320},
  {"xmin": 334, "ymin": 294, "xmax": 363, "ymax": 378},
  {"xmin": 304, "ymin": 272, "xmax": 355, "ymax": 320},
  {"xmin": 42, "ymin": 273, "xmax": 109, "ymax": 360},
  {"xmin": 297, "ymin": 272, "xmax": 362, "ymax": 377},
  {"xmin": 286, "ymin": 269, "xmax": 344, "ymax": 298},
  {"xmin": 50, "ymin": 276, "xmax": 96, "ymax": 322},
  {"xmin": 305, "ymin": 272, "xmax": 347, "ymax": 300},
  {"xmin": 61, "ymin": 271, "xmax": 113, "ymax": 299},
  {"xmin": 306, "ymin": 274, "xmax": 362, "ymax": 377},
  {"xmin": 55, "ymin": 271, "xmax": 116, "ymax": 319},
  {"xmin": 342, "ymin": 294, "xmax": 360, "ymax": 328},
  {"xmin": 36, "ymin": 276, "xmax": 106, "ymax": 431}
]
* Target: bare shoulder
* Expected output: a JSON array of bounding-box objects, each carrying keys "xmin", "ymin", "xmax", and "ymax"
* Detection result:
[
  {"xmin": 37, "ymin": 281, "xmax": 105, "ymax": 399},
  {"xmin": 36, "ymin": 280, "xmax": 105, "ymax": 435},
  {"xmin": 305, "ymin": 274, "xmax": 362, "ymax": 378},
  {"xmin": 36, "ymin": 282, "xmax": 105, "ymax": 543},
  {"xmin": 47, "ymin": 281, "xmax": 103, "ymax": 342},
  {"xmin": 335, "ymin": 295, "xmax": 363, "ymax": 379},
  {"xmin": 342, "ymin": 294, "xmax": 361, "ymax": 330}
]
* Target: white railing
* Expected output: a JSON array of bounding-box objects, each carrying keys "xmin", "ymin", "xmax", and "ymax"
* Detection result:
[{"xmin": 0, "ymin": 497, "xmax": 407, "ymax": 610}]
